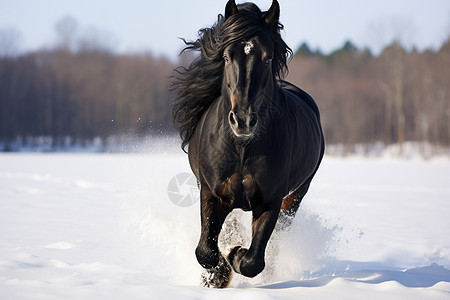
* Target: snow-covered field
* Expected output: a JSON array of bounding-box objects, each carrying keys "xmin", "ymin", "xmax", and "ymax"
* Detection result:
[{"xmin": 1, "ymin": 144, "xmax": 450, "ymax": 299}]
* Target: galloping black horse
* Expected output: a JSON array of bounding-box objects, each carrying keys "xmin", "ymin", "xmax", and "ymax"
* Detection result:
[{"xmin": 172, "ymin": 0, "xmax": 324, "ymax": 288}]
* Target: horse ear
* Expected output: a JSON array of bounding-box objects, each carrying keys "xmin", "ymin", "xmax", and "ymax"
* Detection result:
[
  {"xmin": 264, "ymin": 0, "xmax": 280, "ymax": 27},
  {"xmin": 225, "ymin": 0, "xmax": 238, "ymax": 20}
]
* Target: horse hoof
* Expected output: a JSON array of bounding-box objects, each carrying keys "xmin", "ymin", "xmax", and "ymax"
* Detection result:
[
  {"xmin": 201, "ymin": 255, "xmax": 232, "ymax": 288},
  {"xmin": 227, "ymin": 246, "xmax": 264, "ymax": 278},
  {"xmin": 239, "ymin": 256, "xmax": 265, "ymax": 278},
  {"xmin": 227, "ymin": 246, "xmax": 247, "ymax": 274}
]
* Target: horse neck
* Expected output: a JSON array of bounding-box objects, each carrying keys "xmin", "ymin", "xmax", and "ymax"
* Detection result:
[{"xmin": 261, "ymin": 78, "xmax": 282, "ymax": 114}]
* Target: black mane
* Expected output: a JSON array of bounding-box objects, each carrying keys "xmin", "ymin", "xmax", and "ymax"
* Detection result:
[{"xmin": 172, "ymin": 3, "xmax": 292, "ymax": 151}]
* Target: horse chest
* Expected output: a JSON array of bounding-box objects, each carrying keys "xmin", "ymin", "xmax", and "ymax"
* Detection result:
[
  {"xmin": 211, "ymin": 148, "xmax": 278, "ymax": 209},
  {"xmin": 195, "ymin": 125, "xmax": 290, "ymax": 208},
  {"xmin": 214, "ymin": 171, "xmax": 259, "ymax": 211}
]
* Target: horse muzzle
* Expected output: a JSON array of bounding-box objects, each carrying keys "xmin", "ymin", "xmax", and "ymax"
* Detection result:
[{"xmin": 228, "ymin": 110, "xmax": 258, "ymax": 138}]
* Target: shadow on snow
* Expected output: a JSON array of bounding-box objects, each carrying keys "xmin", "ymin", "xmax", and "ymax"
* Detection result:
[{"xmin": 261, "ymin": 262, "xmax": 450, "ymax": 289}]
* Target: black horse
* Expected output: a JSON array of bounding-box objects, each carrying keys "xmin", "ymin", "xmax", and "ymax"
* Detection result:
[{"xmin": 172, "ymin": 0, "xmax": 324, "ymax": 288}]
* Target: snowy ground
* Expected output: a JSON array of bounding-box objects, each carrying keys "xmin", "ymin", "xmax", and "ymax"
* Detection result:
[{"xmin": 1, "ymin": 145, "xmax": 450, "ymax": 299}]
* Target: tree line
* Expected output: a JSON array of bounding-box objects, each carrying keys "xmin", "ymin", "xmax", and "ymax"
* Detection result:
[
  {"xmin": 288, "ymin": 40, "xmax": 450, "ymax": 152},
  {"xmin": 0, "ymin": 47, "xmax": 174, "ymax": 150},
  {"xmin": 0, "ymin": 31, "xmax": 449, "ymax": 152}
]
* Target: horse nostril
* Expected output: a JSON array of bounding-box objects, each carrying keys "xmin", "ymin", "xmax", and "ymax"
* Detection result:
[
  {"xmin": 229, "ymin": 111, "xmax": 237, "ymax": 126},
  {"xmin": 249, "ymin": 113, "xmax": 258, "ymax": 129}
]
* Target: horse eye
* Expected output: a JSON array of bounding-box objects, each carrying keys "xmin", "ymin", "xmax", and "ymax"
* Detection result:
[{"xmin": 265, "ymin": 58, "xmax": 273, "ymax": 65}]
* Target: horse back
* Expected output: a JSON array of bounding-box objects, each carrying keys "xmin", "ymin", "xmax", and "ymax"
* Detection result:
[{"xmin": 278, "ymin": 80, "xmax": 321, "ymax": 121}]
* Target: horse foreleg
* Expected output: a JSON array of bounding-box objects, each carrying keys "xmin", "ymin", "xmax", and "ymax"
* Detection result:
[
  {"xmin": 227, "ymin": 202, "xmax": 281, "ymax": 278},
  {"xmin": 196, "ymin": 186, "xmax": 231, "ymax": 269}
]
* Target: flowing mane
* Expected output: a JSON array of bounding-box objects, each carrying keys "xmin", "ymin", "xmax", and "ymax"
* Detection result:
[{"xmin": 172, "ymin": 3, "xmax": 292, "ymax": 151}]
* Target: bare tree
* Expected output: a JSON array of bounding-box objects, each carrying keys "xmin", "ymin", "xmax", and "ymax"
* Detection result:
[
  {"xmin": 55, "ymin": 16, "xmax": 78, "ymax": 51},
  {"xmin": 0, "ymin": 28, "xmax": 22, "ymax": 57}
]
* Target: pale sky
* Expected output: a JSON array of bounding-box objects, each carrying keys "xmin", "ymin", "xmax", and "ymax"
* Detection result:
[{"xmin": 1, "ymin": 0, "xmax": 449, "ymax": 61}]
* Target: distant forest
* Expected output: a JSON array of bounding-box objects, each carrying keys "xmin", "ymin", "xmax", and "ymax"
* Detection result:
[{"xmin": 1, "ymin": 28, "xmax": 449, "ymax": 152}]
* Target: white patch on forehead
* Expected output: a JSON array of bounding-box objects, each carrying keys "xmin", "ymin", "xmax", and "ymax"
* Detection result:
[{"xmin": 244, "ymin": 41, "xmax": 254, "ymax": 55}]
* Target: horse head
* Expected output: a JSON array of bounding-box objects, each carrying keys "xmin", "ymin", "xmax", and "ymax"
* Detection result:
[{"xmin": 222, "ymin": 0, "xmax": 280, "ymax": 138}]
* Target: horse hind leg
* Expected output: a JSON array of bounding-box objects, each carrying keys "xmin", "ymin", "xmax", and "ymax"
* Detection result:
[{"xmin": 278, "ymin": 181, "xmax": 311, "ymax": 229}]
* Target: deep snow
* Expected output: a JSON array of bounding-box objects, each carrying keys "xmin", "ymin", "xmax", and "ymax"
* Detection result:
[{"xmin": 0, "ymin": 148, "xmax": 449, "ymax": 299}]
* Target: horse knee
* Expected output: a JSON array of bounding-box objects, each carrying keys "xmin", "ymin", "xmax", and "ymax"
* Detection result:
[
  {"xmin": 196, "ymin": 244, "xmax": 219, "ymax": 269},
  {"xmin": 228, "ymin": 246, "xmax": 265, "ymax": 278}
]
